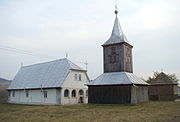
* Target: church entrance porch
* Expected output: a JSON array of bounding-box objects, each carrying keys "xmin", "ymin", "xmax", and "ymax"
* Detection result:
[{"xmin": 78, "ymin": 90, "xmax": 84, "ymax": 103}]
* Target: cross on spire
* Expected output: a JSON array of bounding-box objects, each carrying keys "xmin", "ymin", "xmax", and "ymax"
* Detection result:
[
  {"xmin": 102, "ymin": 6, "xmax": 130, "ymax": 46},
  {"xmin": 84, "ymin": 61, "xmax": 88, "ymax": 70},
  {"xmin": 115, "ymin": 4, "xmax": 118, "ymax": 15},
  {"xmin": 115, "ymin": 4, "xmax": 118, "ymax": 10},
  {"xmin": 66, "ymin": 53, "xmax": 68, "ymax": 59}
]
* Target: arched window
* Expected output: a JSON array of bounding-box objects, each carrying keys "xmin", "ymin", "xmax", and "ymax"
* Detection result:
[
  {"xmin": 71, "ymin": 90, "xmax": 76, "ymax": 97},
  {"xmin": 64, "ymin": 89, "xmax": 69, "ymax": 97},
  {"xmin": 86, "ymin": 90, "xmax": 88, "ymax": 97},
  {"xmin": 79, "ymin": 90, "xmax": 84, "ymax": 96}
]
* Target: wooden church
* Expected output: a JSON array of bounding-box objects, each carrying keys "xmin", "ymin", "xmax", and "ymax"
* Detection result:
[{"xmin": 88, "ymin": 9, "xmax": 149, "ymax": 104}]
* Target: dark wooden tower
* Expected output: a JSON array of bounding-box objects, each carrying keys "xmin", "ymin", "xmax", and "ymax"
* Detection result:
[
  {"xmin": 102, "ymin": 10, "xmax": 133, "ymax": 73},
  {"xmin": 88, "ymin": 8, "xmax": 149, "ymax": 104}
]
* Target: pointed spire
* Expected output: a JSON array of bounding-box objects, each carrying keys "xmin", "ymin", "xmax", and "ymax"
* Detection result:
[
  {"xmin": 111, "ymin": 16, "xmax": 124, "ymax": 37},
  {"xmin": 102, "ymin": 7, "xmax": 128, "ymax": 46}
]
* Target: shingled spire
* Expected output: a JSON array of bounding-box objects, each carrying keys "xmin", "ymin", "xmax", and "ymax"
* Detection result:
[
  {"xmin": 102, "ymin": 8, "xmax": 133, "ymax": 73},
  {"xmin": 102, "ymin": 9, "xmax": 128, "ymax": 46}
]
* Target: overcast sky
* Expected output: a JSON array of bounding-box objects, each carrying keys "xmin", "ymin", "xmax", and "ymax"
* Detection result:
[{"xmin": 0, "ymin": 0, "xmax": 180, "ymax": 80}]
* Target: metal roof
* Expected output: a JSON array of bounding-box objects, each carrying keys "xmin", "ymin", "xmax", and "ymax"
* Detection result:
[
  {"xmin": 102, "ymin": 16, "xmax": 128, "ymax": 46},
  {"xmin": 8, "ymin": 58, "xmax": 85, "ymax": 90},
  {"xmin": 88, "ymin": 72, "xmax": 148, "ymax": 86},
  {"xmin": 150, "ymin": 72, "xmax": 178, "ymax": 85}
]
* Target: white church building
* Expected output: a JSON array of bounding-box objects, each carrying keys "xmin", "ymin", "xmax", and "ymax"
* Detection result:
[{"xmin": 7, "ymin": 58, "xmax": 89, "ymax": 105}]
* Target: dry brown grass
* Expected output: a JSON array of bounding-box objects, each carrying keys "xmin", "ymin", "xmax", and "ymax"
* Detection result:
[{"xmin": 0, "ymin": 102, "xmax": 180, "ymax": 122}]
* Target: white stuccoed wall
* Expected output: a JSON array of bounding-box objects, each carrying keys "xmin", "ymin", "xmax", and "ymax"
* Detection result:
[
  {"xmin": 8, "ymin": 89, "xmax": 60, "ymax": 105},
  {"xmin": 62, "ymin": 70, "xmax": 89, "ymax": 88},
  {"xmin": 60, "ymin": 88, "xmax": 88, "ymax": 105},
  {"xmin": 61, "ymin": 70, "xmax": 89, "ymax": 105}
]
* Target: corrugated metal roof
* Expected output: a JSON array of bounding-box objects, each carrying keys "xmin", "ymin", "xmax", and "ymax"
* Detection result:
[
  {"xmin": 102, "ymin": 16, "xmax": 128, "ymax": 46},
  {"xmin": 88, "ymin": 72, "xmax": 148, "ymax": 85},
  {"xmin": 8, "ymin": 58, "xmax": 85, "ymax": 90}
]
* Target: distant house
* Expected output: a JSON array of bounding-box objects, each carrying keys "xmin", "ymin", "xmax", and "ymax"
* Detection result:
[
  {"xmin": 88, "ymin": 9, "xmax": 149, "ymax": 104},
  {"xmin": 177, "ymin": 82, "xmax": 180, "ymax": 97},
  {"xmin": 149, "ymin": 72, "xmax": 178, "ymax": 101},
  {"xmin": 7, "ymin": 58, "xmax": 89, "ymax": 105}
]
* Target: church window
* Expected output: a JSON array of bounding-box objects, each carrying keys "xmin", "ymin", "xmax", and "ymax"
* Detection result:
[
  {"xmin": 79, "ymin": 74, "xmax": 81, "ymax": 81},
  {"xmin": 43, "ymin": 91, "xmax": 47, "ymax": 98},
  {"xmin": 74, "ymin": 74, "xmax": 78, "ymax": 80},
  {"xmin": 64, "ymin": 89, "xmax": 69, "ymax": 97},
  {"xmin": 79, "ymin": 90, "xmax": 84, "ymax": 96},
  {"xmin": 72, "ymin": 90, "xmax": 76, "ymax": 97},
  {"xmin": 12, "ymin": 91, "xmax": 15, "ymax": 97},
  {"xmin": 26, "ymin": 91, "xmax": 29, "ymax": 98}
]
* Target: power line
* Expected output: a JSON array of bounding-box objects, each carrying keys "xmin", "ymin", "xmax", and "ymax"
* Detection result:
[
  {"xmin": 0, "ymin": 45, "xmax": 56, "ymax": 59},
  {"xmin": 0, "ymin": 44, "xmax": 89, "ymax": 69}
]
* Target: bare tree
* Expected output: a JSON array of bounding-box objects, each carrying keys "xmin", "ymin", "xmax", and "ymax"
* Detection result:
[{"xmin": 146, "ymin": 72, "xmax": 179, "ymax": 83}]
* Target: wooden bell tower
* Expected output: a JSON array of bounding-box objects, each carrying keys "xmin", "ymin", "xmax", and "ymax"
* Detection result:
[{"xmin": 102, "ymin": 9, "xmax": 133, "ymax": 73}]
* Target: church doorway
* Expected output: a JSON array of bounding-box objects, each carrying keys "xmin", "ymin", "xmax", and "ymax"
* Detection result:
[{"xmin": 78, "ymin": 90, "xmax": 84, "ymax": 103}]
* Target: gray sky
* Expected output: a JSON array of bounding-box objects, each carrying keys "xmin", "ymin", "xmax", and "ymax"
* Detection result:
[{"xmin": 0, "ymin": 0, "xmax": 180, "ymax": 80}]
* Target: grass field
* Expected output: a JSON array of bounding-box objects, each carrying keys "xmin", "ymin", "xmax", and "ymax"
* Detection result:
[{"xmin": 0, "ymin": 102, "xmax": 180, "ymax": 122}]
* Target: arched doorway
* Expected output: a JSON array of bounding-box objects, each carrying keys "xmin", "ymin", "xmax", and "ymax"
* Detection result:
[
  {"xmin": 71, "ymin": 90, "xmax": 76, "ymax": 97},
  {"xmin": 78, "ymin": 89, "xmax": 84, "ymax": 103}
]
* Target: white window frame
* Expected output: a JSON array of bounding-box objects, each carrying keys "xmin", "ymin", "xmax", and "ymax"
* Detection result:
[
  {"xmin": 74, "ymin": 74, "xmax": 78, "ymax": 80},
  {"xmin": 12, "ymin": 91, "xmax": 15, "ymax": 97},
  {"xmin": 43, "ymin": 91, "xmax": 48, "ymax": 98},
  {"xmin": 71, "ymin": 90, "xmax": 76, "ymax": 97},
  {"xmin": 64, "ymin": 89, "xmax": 69, "ymax": 97},
  {"xmin": 79, "ymin": 74, "xmax": 81, "ymax": 81},
  {"xmin": 25, "ymin": 91, "xmax": 29, "ymax": 98}
]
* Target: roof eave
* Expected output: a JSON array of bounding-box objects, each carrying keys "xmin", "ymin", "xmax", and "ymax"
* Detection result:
[
  {"xmin": 7, "ymin": 86, "xmax": 62, "ymax": 91},
  {"xmin": 150, "ymin": 83, "xmax": 178, "ymax": 85},
  {"xmin": 102, "ymin": 42, "xmax": 133, "ymax": 48},
  {"xmin": 87, "ymin": 83, "xmax": 149, "ymax": 86},
  {"xmin": 70, "ymin": 69, "xmax": 87, "ymax": 72}
]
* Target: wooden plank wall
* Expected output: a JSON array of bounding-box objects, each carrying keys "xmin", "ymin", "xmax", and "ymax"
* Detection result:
[
  {"xmin": 131, "ymin": 86, "xmax": 148, "ymax": 103},
  {"xmin": 88, "ymin": 85, "xmax": 131, "ymax": 104},
  {"xmin": 103, "ymin": 44, "xmax": 133, "ymax": 73},
  {"xmin": 149, "ymin": 85, "xmax": 177, "ymax": 101}
]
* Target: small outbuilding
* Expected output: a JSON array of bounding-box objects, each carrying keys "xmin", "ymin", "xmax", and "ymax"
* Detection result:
[{"xmin": 149, "ymin": 72, "xmax": 178, "ymax": 101}]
